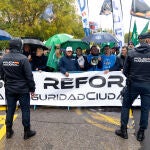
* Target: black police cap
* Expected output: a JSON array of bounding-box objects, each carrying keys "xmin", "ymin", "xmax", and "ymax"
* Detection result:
[{"xmin": 139, "ymin": 32, "xmax": 150, "ymax": 39}]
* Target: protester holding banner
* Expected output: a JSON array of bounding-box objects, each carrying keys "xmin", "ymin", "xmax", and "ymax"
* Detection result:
[
  {"xmin": 101, "ymin": 45, "xmax": 116, "ymax": 71},
  {"xmin": 76, "ymin": 47, "xmax": 88, "ymax": 71},
  {"xmin": 104, "ymin": 46, "xmax": 128, "ymax": 73},
  {"xmin": 59, "ymin": 46, "xmax": 80, "ymax": 77},
  {"xmin": 86, "ymin": 45, "xmax": 102, "ymax": 71},
  {"xmin": 0, "ymin": 38, "xmax": 36, "ymax": 140},
  {"xmin": 32, "ymin": 47, "xmax": 48, "ymax": 71},
  {"xmin": 115, "ymin": 32, "xmax": 150, "ymax": 142}
]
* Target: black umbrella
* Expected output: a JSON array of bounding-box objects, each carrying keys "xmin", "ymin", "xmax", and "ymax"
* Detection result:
[
  {"xmin": 0, "ymin": 29, "xmax": 12, "ymax": 40},
  {"xmin": 82, "ymin": 32, "xmax": 118, "ymax": 44},
  {"xmin": 22, "ymin": 38, "xmax": 48, "ymax": 50}
]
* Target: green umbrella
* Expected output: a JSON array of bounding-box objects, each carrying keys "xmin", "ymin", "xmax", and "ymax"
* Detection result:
[
  {"xmin": 45, "ymin": 33, "xmax": 73, "ymax": 47},
  {"xmin": 45, "ymin": 33, "xmax": 73, "ymax": 72},
  {"xmin": 61, "ymin": 39, "xmax": 90, "ymax": 51},
  {"xmin": 101, "ymin": 42, "xmax": 116, "ymax": 48}
]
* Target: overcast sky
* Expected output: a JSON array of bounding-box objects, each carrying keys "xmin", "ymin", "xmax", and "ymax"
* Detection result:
[{"xmin": 87, "ymin": 0, "xmax": 150, "ymax": 34}]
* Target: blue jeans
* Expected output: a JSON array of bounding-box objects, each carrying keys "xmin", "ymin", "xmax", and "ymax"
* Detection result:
[
  {"xmin": 5, "ymin": 92, "xmax": 30, "ymax": 128},
  {"xmin": 121, "ymin": 81, "xmax": 150, "ymax": 129}
]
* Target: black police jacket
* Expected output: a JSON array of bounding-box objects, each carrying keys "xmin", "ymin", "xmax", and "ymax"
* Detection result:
[
  {"xmin": 0, "ymin": 49, "xmax": 35, "ymax": 93},
  {"xmin": 123, "ymin": 43, "xmax": 150, "ymax": 83}
]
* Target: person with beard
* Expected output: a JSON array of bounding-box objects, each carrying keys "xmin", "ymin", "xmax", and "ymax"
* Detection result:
[
  {"xmin": 59, "ymin": 46, "xmax": 80, "ymax": 77},
  {"xmin": 86, "ymin": 45, "xmax": 102, "ymax": 71},
  {"xmin": 128, "ymin": 41, "xmax": 135, "ymax": 50}
]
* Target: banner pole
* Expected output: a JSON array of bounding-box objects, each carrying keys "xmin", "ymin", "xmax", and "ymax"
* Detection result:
[
  {"xmin": 111, "ymin": 0, "xmax": 114, "ymax": 33},
  {"xmin": 128, "ymin": 15, "xmax": 132, "ymax": 44},
  {"xmin": 120, "ymin": 0, "xmax": 123, "ymax": 18}
]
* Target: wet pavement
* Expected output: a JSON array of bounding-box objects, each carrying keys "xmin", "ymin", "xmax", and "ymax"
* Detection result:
[
  {"xmin": 0, "ymin": 107, "xmax": 142, "ymax": 150},
  {"xmin": 133, "ymin": 108, "xmax": 150, "ymax": 150}
]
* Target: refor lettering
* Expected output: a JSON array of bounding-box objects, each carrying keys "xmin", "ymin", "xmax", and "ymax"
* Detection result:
[{"xmin": 43, "ymin": 75, "xmax": 124, "ymax": 89}]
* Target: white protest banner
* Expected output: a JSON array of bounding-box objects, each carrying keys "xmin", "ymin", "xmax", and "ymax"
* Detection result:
[
  {"xmin": 0, "ymin": 81, "xmax": 5, "ymax": 105},
  {"xmin": 0, "ymin": 71, "xmax": 140, "ymax": 106}
]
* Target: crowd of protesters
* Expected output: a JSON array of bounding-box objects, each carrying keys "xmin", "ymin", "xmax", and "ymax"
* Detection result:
[
  {"xmin": 23, "ymin": 43, "xmax": 125, "ymax": 74},
  {"xmin": 33, "ymin": 44, "xmax": 129, "ymax": 74},
  {"xmin": 0, "ymin": 41, "xmax": 132, "ymax": 75},
  {"xmin": 0, "ymin": 37, "xmax": 138, "ymax": 75}
]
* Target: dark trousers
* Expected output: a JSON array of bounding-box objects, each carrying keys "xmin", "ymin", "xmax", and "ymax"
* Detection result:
[
  {"xmin": 121, "ymin": 82, "xmax": 150, "ymax": 129},
  {"xmin": 5, "ymin": 92, "xmax": 30, "ymax": 128}
]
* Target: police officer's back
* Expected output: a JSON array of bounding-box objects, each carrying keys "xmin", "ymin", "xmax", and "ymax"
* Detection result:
[
  {"xmin": 0, "ymin": 38, "xmax": 36, "ymax": 140},
  {"xmin": 0, "ymin": 39, "xmax": 35, "ymax": 93},
  {"xmin": 115, "ymin": 32, "xmax": 150, "ymax": 142},
  {"xmin": 124, "ymin": 39, "xmax": 150, "ymax": 83}
]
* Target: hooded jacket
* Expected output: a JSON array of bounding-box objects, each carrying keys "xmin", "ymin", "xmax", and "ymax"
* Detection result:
[
  {"xmin": 123, "ymin": 43, "xmax": 150, "ymax": 82},
  {"xmin": 0, "ymin": 38, "xmax": 35, "ymax": 93}
]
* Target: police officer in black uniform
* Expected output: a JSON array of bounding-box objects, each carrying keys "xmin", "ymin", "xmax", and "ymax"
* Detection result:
[
  {"xmin": 115, "ymin": 32, "xmax": 150, "ymax": 142},
  {"xmin": 0, "ymin": 38, "xmax": 36, "ymax": 140}
]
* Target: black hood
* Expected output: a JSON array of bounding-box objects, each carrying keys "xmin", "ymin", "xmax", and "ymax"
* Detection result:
[
  {"xmin": 9, "ymin": 38, "xmax": 23, "ymax": 52},
  {"xmin": 135, "ymin": 43, "xmax": 150, "ymax": 53}
]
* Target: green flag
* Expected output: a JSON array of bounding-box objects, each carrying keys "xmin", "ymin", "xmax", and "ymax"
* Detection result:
[
  {"xmin": 46, "ymin": 45, "xmax": 64, "ymax": 72},
  {"xmin": 46, "ymin": 45, "xmax": 59, "ymax": 71},
  {"xmin": 131, "ymin": 21, "xmax": 139, "ymax": 46},
  {"xmin": 140, "ymin": 21, "xmax": 149, "ymax": 34}
]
